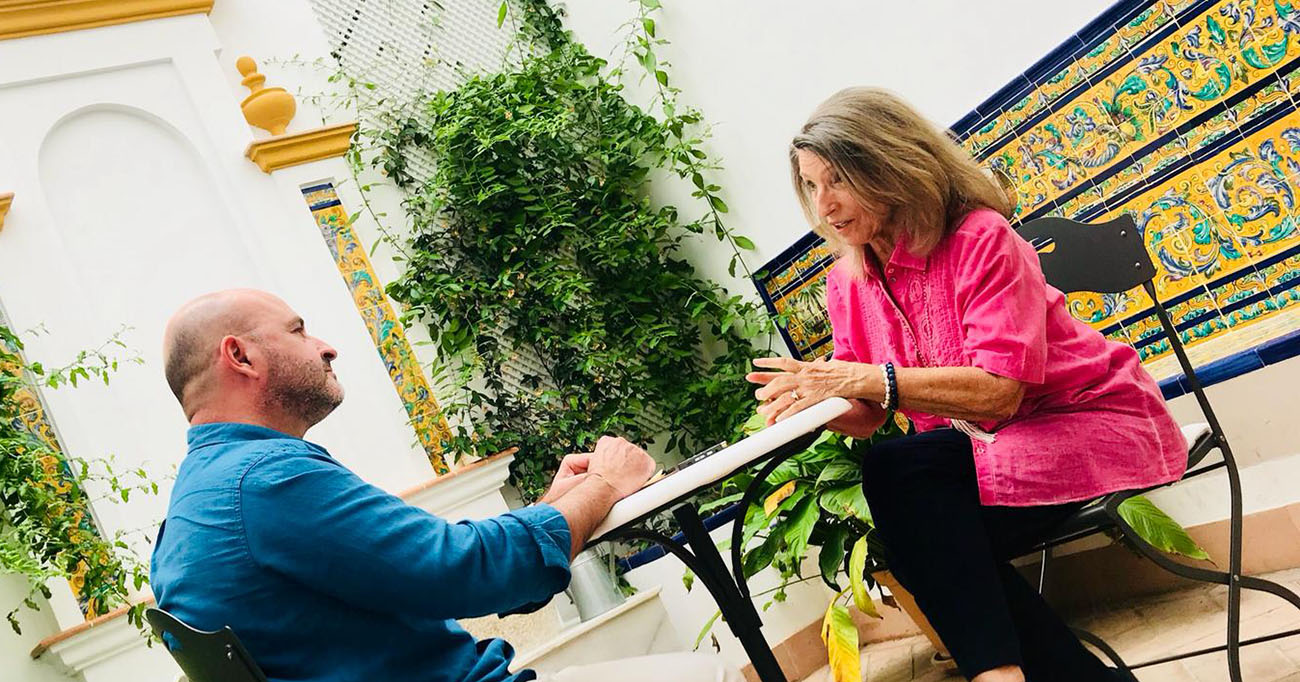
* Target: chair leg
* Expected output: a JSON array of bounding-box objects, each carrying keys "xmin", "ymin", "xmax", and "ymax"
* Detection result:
[
  {"xmin": 1038, "ymin": 547, "xmax": 1051, "ymax": 596},
  {"xmin": 1105, "ymin": 440, "xmax": 1300, "ymax": 682},
  {"xmin": 1072, "ymin": 627, "xmax": 1134, "ymax": 678}
]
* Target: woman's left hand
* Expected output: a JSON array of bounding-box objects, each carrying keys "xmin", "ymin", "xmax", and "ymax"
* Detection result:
[{"xmin": 746, "ymin": 356, "xmax": 861, "ymax": 425}]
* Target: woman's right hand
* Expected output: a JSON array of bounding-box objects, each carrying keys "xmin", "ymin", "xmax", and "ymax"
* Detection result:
[{"xmin": 825, "ymin": 398, "xmax": 889, "ymax": 438}]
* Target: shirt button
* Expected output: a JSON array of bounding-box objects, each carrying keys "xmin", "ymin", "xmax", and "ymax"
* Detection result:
[{"xmin": 888, "ymin": 276, "xmax": 897, "ymax": 284}]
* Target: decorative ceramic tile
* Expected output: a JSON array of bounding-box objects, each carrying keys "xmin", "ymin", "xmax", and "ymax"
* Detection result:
[
  {"xmin": 1229, "ymin": 76, "xmax": 1291, "ymax": 128},
  {"xmin": 1112, "ymin": 4, "xmax": 1174, "ymax": 53},
  {"xmin": 302, "ymin": 182, "xmax": 451, "ymax": 473},
  {"xmin": 771, "ymin": 275, "xmax": 832, "ymax": 359}
]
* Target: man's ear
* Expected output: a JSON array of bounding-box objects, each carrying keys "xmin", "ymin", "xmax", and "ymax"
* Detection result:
[{"xmin": 219, "ymin": 335, "xmax": 259, "ymax": 380}]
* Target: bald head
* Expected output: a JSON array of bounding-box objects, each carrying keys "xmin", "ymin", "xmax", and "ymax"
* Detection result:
[
  {"xmin": 163, "ymin": 289, "xmax": 343, "ymax": 432},
  {"xmin": 162, "ymin": 289, "xmax": 285, "ymax": 417}
]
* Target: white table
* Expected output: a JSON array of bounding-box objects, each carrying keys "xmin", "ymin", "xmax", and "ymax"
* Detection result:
[{"xmin": 587, "ymin": 398, "xmax": 853, "ymax": 682}]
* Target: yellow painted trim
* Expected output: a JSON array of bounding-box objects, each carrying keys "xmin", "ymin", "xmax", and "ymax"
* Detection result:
[
  {"xmin": 0, "ymin": 1, "xmax": 213, "ymax": 41},
  {"xmin": 245, "ymin": 122, "xmax": 358, "ymax": 173},
  {"xmin": 0, "ymin": 192, "xmax": 12, "ymax": 232}
]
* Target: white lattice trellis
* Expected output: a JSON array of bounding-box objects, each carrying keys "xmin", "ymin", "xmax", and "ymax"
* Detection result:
[{"xmin": 307, "ymin": 0, "xmax": 520, "ymax": 108}]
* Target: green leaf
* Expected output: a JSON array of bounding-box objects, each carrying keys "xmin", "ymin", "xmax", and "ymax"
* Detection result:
[
  {"xmin": 818, "ymin": 527, "xmax": 849, "ymax": 590},
  {"xmin": 698, "ymin": 492, "xmax": 742, "ymax": 513},
  {"xmin": 496, "ymin": 1, "xmax": 508, "ymax": 28},
  {"xmin": 733, "ymin": 235, "xmax": 755, "ymax": 250},
  {"xmin": 819, "ymin": 484, "xmax": 873, "ymax": 523},
  {"xmin": 782, "ymin": 497, "xmax": 820, "ymax": 562},
  {"xmin": 682, "ymin": 568, "xmax": 695, "ymax": 592},
  {"xmin": 642, "ymin": 17, "xmax": 656, "ymax": 38},
  {"xmin": 815, "ymin": 460, "xmax": 860, "ymax": 485},
  {"xmin": 743, "ymin": 532, "xmax": 781, "ymax": 578},
  {"xmin": 848, "ymin": 536, "xmax": 879, "ymax": 618},
  {"xmin": 1117, "ymin": 496, "xmax": 1210, "ymax": 560},
  {"xmin": 693, "ymin": 610, "xmax": 721, "ymax": 650}
]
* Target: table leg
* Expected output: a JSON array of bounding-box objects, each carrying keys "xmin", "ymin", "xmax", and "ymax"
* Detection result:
[
  {"xmin": 594, "ymin": 431, "xmax": 823, "ymax": 682},
  {"xmin": 673, "ymin": 504, "xmax": 787, "ymax": 682}
]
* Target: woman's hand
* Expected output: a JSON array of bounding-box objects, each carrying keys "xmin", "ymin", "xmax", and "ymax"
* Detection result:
[{"xmin": 746, "ymin": 356, "xmax": 867, "ymax": 426}]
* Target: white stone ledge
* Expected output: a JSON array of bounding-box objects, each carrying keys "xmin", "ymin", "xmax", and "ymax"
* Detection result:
[
  {"xmin": 511, "ymin": 587, "xmax": 680, "ymax": 675},
  {"xmin": 399, "ymin": 449, "xmax": 516, "ymax": 520}
]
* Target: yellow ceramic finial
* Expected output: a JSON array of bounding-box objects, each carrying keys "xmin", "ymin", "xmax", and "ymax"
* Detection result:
[
  {"xmin": 0, "ymin": 192, "xmax": 12, "ymax": 233},
  {"xmin": 238, "ymin": 56, "xmax": 296, "ymax": 136}
]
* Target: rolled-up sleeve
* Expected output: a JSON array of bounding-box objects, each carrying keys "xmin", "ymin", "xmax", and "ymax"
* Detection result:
[
  {"xmin": 239, "ymin": 450, "xmax": 572, "ymax": 621},
  {"xmin": 952, "ymin": 215, "xmax": 1048, "ymax": 384}
]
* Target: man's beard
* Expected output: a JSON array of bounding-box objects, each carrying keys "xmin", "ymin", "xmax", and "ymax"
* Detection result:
[{"xmin": 261, "ymin": 348, "xmax": 344, "ymax": 427}]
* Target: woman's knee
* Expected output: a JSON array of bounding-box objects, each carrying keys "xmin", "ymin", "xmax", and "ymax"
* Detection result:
[{"xmin": 860, "ymin": 436, "xmax": 910, "ymax": 499}]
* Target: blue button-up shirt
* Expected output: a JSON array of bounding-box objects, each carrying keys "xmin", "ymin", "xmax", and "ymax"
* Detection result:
[{"xmin": 150, "ymin": 422, "xmax": 572, "ymax": 682}]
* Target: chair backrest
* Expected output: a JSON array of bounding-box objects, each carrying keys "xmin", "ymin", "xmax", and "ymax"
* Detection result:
[
  {"xmin": 1017, "ymin": 215, "xmax": 1226, "ymax": 461},
  {"xmin": 145, "ymin": 608, "xmax": 269, "ymax": 682}
]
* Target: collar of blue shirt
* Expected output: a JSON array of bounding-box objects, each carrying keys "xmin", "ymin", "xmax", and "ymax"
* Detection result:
[{"xmin": 186, "ymin": 421, "xmax": 327, "ymax": 455}]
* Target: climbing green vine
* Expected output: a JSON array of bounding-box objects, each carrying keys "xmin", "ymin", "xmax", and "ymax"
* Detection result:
[
  {"xmin": 0, "ymin": 325, "xmax": 155, "ymax": 634},
  {"xmin": 372, "ymin": 0, "xmax": 771, "ymax": 499}
]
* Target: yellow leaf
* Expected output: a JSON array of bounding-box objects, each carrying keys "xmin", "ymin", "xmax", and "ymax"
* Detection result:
[
  {"xmin": 848, "ymin": 537, "xmax": 881, "ymax": 619},
  {"xmin": 821, "ymin": 599, "xmax": 861, "ymax": 682},
  {"xmin": 764, "ymin": 480, "xmax": 796, "ymax": 516},
  {"xmin": 893, "ymin": 411, "xmax": 910, "ymax": 433}
]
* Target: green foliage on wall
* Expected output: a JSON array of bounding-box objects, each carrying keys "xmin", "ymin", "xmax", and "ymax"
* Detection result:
[
  {"xmin": 375, "ymin": 1, "xmax": 770, "ymax": 499},
  {"xmin": 0, "ymin": 325, "xmax": 153, "ymax": 634}
]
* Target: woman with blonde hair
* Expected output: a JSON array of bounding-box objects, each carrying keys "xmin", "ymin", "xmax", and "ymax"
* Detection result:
[{"xmin": 747, "ymin": 88, "xmax": 1185, "ymax": 682}]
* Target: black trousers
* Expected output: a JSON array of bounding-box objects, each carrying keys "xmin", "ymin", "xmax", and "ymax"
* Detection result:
[{"xmin": 860, "ymin": 428, "xmax": 1113, "ymax": 681}]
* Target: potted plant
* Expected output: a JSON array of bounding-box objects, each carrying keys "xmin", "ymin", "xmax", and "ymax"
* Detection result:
[{"xmin": 721, "ymin": 410, "xmax": 1210, "ymax": 682}]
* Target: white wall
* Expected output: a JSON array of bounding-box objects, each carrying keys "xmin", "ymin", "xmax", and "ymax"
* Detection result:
[
  {"xmin": 0, "ymin": 576, "xmax": 71, "ymax": 682},
  {"xmin": 560, "ymin": 0, "xmax": 1114, "ymax": 298}
]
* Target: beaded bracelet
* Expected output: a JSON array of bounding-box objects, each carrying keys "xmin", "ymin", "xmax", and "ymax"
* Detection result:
[{"xmin": 878, "ymin": 362, "xmax": 898, "ymax": 411}]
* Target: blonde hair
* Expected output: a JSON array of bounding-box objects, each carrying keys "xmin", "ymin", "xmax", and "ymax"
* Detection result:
[{"xmin": 789, "ymin": 87, "xmax": 1012, "ymax": 278}]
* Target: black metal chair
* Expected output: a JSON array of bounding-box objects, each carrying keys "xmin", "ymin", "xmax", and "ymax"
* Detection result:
[
  {"xmin": 1017, "ymin": 215, "xmax": 1300, "ymax": 682},
  {"xmin": 145, "ymin": 608, "xmax": 268, "ymax": 682}
]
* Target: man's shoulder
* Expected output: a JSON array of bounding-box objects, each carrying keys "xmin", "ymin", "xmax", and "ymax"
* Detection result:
[{"xmin": 178, "ymin": 436, "xmax": 332, "ymax": 492}]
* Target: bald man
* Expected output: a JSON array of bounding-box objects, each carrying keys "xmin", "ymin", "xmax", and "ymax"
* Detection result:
[{"xmin": 150, "ymin": 290, "xmax": 739, "ymax": 682}]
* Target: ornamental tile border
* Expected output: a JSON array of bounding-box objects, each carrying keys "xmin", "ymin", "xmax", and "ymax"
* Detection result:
[{"xmin": 301, "ymin": 181, "xmax": 452, "ymax": 473}]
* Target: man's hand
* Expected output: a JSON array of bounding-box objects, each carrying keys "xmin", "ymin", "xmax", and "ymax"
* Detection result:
[
  {"xmin": 586, "ymin": 436, "xmax": 656, "ymax": 498},
  {"xmin": 539, "ymin": 453, "xmax": 592, "ymax": 504},
  {"xmin": 542, "ymin": 436, "xmax": 656, "ymax": 558}
]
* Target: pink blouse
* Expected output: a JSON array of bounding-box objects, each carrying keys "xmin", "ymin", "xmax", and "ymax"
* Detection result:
[{"xmin": 826, "ymin": 208, "xmax": 1187, "ymax": 506}]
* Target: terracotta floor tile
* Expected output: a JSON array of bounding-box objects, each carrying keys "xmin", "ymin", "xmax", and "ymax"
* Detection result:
[
  {"xmin": 1133, "ymin": 660, "xmax": 1201, "ymax": 682},
  {"xmin": 1180, "ymin": 645, "xmax": 1297, "ymax": 682},
  {"xmin": 792, "ymin": 570, "xmax": 1300, "ymax": 682}
]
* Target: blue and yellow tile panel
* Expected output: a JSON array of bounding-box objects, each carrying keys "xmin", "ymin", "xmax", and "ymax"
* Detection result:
[
  {"xmin": 301, "ymin": 182, "xmax": 451, "ymax": 473},
  {"xmin": 755, "ymin": 0, "xmax": 1300, "ymax": 398}
]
